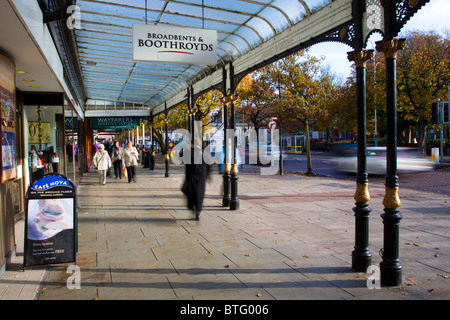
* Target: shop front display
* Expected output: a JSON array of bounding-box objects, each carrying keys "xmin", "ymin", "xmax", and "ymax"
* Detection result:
[
  {"xmin": 25, "ymin": 105, "xmax": 65, "ymax": 184},
  {"xmin": 1, "ymin": 52, "xmax": 16, "ymax": 184},
  {"xmin": 0, "ymin": 51, "xmax": 18, "ymax": 272}
]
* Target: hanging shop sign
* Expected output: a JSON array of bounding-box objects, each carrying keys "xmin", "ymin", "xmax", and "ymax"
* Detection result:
[
  {"xmin": 133, "ymin": 24, "xmax": 217, "ymax": 65},
  {"xmin": 24, "ymin": 173, "xmax": 77, "ymax": 267},
  {"xmin": 65, "ymin": 117, "xmax": 78, "ymax": 131},
  {"xmin": 0, "ymin": 52, "xmax": 16, "ymax": 183},
  {"xmin": 90, "ymin": 117, "xmax": 140, "ymax": 130}
]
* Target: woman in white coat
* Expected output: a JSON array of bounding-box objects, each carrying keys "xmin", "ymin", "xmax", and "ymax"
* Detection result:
[
  {"xmin": 122, "ymin": 141, "xmax": 139, "ymax": 183},
  {"xmin": 93, "ymin": 143, "xmax": 112, "ymax": 185}
]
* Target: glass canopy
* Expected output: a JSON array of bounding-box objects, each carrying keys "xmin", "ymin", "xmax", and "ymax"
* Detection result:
[{"xmin": 73, "ymin": 0, "xmax": 330, "ymax": 108}]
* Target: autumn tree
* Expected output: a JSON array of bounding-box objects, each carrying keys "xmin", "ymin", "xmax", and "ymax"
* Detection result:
[
  {"xmin": 328, "ymin": 75, "xmax": 357, "ymax": 137},
  {"xmin": 364, "ymin": 50, "xmax": 388, "ymax": 142},
  {"xmin": 395, "ymin": 30, "xmax": 449, "ymax": 154},
  {"xmin": 148, "ymin": 112, "xmax": 170, "ymax": 154},
  {"xmin": 236, "ymin": 73, "xmax": 276, "ymax": 133},
  {"xmin": 268, "ymin": 49, "xmax": 336, "ymax": 175},
  {"xmin": 195, "ymin": 89, "xmax": 222, "ymax": 136},
  {"xmin": 234, "ymin": 72, "xmax": 276, "ymax": 163}
]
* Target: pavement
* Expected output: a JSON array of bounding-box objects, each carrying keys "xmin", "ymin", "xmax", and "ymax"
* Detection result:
[{"xmin": 1, "ymin": 158, "xmax": 449, "ymax": 301}]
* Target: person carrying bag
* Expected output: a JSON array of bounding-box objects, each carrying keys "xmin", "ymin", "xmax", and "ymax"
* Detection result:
[
  {"xmin": 123, "ymin": 141, "xmax": 139, "ymax": 183},
  {"xmin": 93, "ymin": 143, "xmax": 112, "ymax": 185}
]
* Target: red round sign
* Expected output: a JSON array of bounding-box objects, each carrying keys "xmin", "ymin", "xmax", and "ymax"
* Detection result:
[{"xmin": 268, "ymin": 120, "xmax": 277, "ymax": 130}]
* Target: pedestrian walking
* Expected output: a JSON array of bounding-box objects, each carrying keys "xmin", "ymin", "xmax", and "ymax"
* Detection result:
[
  {"xmin": 111, "ymin": 140, "xmax": 123, "ymax": 179},
  {"xmin": 182, "ymin": 141, "xmax": 211, "ymax": 220},
  {"xmin": 123, "ymin": 140, "xmax": 139, "ymax": 183},
  {"xmin": 93, "ymin": 143, "xmax": 111, "ymax": 185}
]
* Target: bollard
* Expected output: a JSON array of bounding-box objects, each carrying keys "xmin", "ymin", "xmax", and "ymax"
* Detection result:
[{"xmin": 431, "ymin": 148, "xmax": 439, "ymax": 164}]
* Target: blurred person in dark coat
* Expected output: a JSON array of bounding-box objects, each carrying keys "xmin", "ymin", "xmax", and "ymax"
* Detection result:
[{"xmin": 182, "ymin": 140, "xmax": 211, "ymax": 220}]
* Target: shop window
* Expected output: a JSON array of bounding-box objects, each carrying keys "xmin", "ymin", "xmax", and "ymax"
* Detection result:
[{"xmin": 25, "ymin": 105, "xmax": 64, "ymax": 184}]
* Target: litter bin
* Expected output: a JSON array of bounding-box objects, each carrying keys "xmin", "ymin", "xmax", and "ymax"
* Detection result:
[{"xmin": 431, "ymin": 147, "xmax": 439, "ymax": 164}]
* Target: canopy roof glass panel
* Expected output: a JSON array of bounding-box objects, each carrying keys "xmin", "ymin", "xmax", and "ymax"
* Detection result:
[{"xmin": 74, "ymin": 0, "xmax": 330, "ymax": 108}]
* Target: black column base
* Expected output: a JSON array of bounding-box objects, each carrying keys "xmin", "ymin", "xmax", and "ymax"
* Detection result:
[
  {"xmin": 230, "ymin": 200, "xmax": 239, "ymax": 210},
  {"xmin": 380, "ymin": 261, "xmax": 403, "ymax": 287},
  {"xmin": 352, "ymin": 251, "xmax": 372, "ymax": 273},
  {"xmin": 352, "ymin": 202, "xmax": 372, "ymax": 272},
  {"xmin": 380, "ymin": 209, "xmax": 403, "ymax": 286},
  {"xmin": 165, "ymin": 158, "xmax": 170, "ymax": 177},
  {"xmin": 230, "ymin": 173, "xmax": 239, "ymax": 210},
  {"xmin": 222, "ymin": 172, "xmax": 231, "ymax": 207}
]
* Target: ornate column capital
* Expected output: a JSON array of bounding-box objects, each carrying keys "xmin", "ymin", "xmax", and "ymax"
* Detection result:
[
  {"xmin": 347, "ymin": 49, "xmax": 374, "ymax": 68},
  {"xmin": 375, "ymin": 38, "xmax": 406, "ymax": 59}
]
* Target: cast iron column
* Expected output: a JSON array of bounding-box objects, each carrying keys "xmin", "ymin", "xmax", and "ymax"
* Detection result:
[
  {"xmin": 190, "ymin": 107, "xmax": 196, "ymax": 164},
  {"xmin": 164, "ymin": 105, "xmax": 170, "ymax": 178},
  {"xmin": 222, "ymin": 95, "xmax": 231, "ymax": 207},
  {"xmin": 229, "ymin": 93, "xmax": 239, "ymax": 210},
  {"xmin": 347, "ymin": 49, "xmax": 374, "ymax": 272},
  {"xmin": 187, "ymin": 108, "xmax": 192, "ymax": 136},
  {"xmin": 187, "ymin": 87, "xmax": 195, "ymax": 165},
  {"xmin": 150, "ymin": 115, "xmax": 155, "ymax": 170},
  {"xmin": 221, "ymin": 67, "xmax": 231, "ymax": 207},
  {"xmin": 376, "ymin": 38, "xmax": 406, "ymax": 286},
  {"xmin": 228, "ymin": 64, "xmax": 239, "ymax": 210}
]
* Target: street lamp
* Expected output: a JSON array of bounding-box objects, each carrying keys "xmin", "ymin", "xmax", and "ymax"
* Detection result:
[
  {"xmin": 164, "ymin": 112, "xmax": 170, "ymax": 178},
  {"xmin": 149, "ymin": 116, "xmax": 155, "ymax": 170},
  {"xmin": 368, "ymin": 39, "xmax": 379, "ymax": 147},
  {"xmin": 373, "ymin": 57, "xmax": 379, "ymax": 147},
  {"xmin": 435, "ymin": 98, "xmax": 444, "ymax": 164}
]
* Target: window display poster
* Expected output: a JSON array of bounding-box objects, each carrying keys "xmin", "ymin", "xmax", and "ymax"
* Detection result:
[
  {"xmin": 2, "ymin": 130, "xmax": 16, "ymax": 174},
  {"xmin": 0, "ymin": 52, "xmax": 16, "ymax": 183},
  {"xmin": 28, "ymin": 121, "xmax": 51, "ymax": 144},
  {"xmin": 24, "ymin": 174, "xmax": 77, "ymax": 267}
]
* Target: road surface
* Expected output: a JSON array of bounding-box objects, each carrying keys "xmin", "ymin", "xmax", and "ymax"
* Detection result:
[{"xmin": 257, "ymin": 152, "xmax": 450, "ymax": 196}]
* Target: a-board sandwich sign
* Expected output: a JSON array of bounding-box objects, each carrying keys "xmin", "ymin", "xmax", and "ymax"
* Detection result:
[{"xmin": 24, "ymin": 173, "xmax": 77, "ymax": 267}]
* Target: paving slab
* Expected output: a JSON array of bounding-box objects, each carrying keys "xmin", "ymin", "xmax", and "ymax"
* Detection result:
[{"xmin": 1, "ymin": 161, "xmax": 449, "ymax": 300}]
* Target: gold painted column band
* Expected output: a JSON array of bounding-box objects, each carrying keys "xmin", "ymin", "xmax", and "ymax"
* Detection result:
[
  {"xmin": 230, "ymin": 163, "xmax": 238, "ymax": 175},
  {"xmin": 383, "ymin": 186, "xmax": 401, "ymax": 209},
  {"xmin": 347, "ymin": 50, "xmax": 374, "ymax": 68},
  {"xmin": 223, "ymin": 163, "xmax": 231, "ymax": 174},
  {"xmin": 375, "ymin": 38, "xmax": 406, "ymax": 59},
  {"xmin": 354, "ymin": 182, "xmax": 371, "ymax": 203}
]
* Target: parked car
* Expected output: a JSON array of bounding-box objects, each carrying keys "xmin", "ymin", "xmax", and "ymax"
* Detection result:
[{"xmin": 333, "ymin": 147, "xmax": 434, "ymax": 175}]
